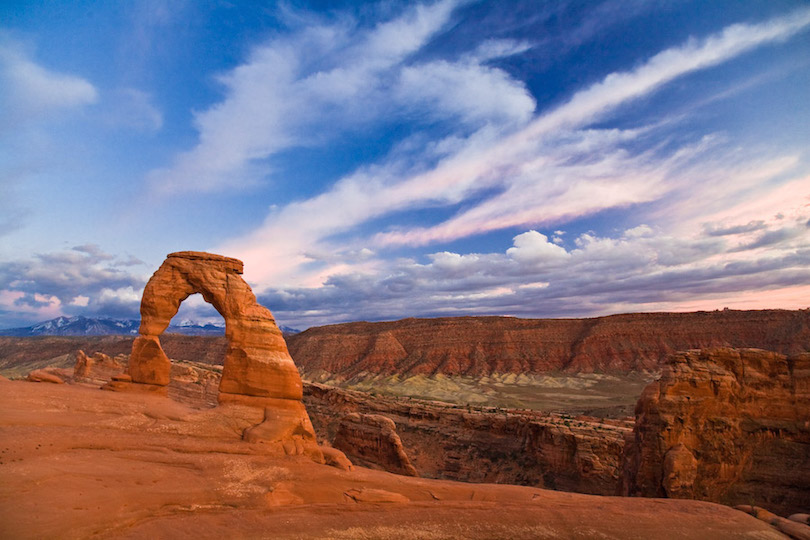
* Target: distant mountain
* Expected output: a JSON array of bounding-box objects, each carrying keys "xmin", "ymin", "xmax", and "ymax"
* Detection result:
[
  {"xmin": 0, "ymin": 316, "xmax": 300, "ymax": 337},
  {"xmin": 0, "ymin": 316, "xmax": 140, "ymax": 337}
]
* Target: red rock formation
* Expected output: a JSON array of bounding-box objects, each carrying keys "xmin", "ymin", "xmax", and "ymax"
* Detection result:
[
  {"xmin": 26, "ymin": 368, "xmax": 64, "ymax": 384},
  {"xmin": 304, "ymin": 382, "xmax": 629, "ymax": 495},
  {"xmin": 2, "ymin": 381, "xmax": 782, "ymax": 540},
  {"xmin": 110, "ymin": 251, "xmax": 320, "ymax": 461},
  {"xmin": 735, "ymin": 505, "xmax": 810, "ymax": 540},
  {"xmin": 287, "ymin": 310, "xmax": 810, "ymax": 377},
  {"xmin": 333, "ymin": 413, "xmax": 418, "ymax": 476},
  {"xmin": 128, "ymin": 251, "xmax": 301, "ymax": 400},
  {"xmin": 621, "ymin": 348, "xmax": 810, "ymax": 515},
  {"xmin": 73, "ymin": 350, "xmax": 126, "ymax": 384}
]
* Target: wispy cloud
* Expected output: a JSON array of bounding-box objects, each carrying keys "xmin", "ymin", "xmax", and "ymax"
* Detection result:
[
  {"xmin": 0, "ymin": 38, "xmax": 97, "ymax": 129},
  {"xmin": 212, "ymin": 6, "xmax": 810, "ymax": 294},
  {"xmin": 147, "ymin": 0, "xmax": 469, "ymax": 195}
]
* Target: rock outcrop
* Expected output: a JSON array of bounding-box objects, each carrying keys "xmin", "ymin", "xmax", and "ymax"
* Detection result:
[
  {"xmin": 288, "ymin": 310, "xmax": 810, "ymax": 377},
  {"xmin": 74, "ymin": 350, "xmax": 126, "ymax": 384},
  {"xmin": 622, "ymin": 348, "xmax": 810, "ymax": 515},
  {"xmin": 2, "ymin": 381, "xmax": 784, "ymax": 540},
  {"xmin": 735, "ymin": 506, "xmax": 810, "ymax": 540},
  {"xmin": 108, "ymin": 251, "xmax": 321, "ymax": 461},
  {"xmin": 333, "ymin": 413, "xmax": 418, "ymax": 477},
  {"xmin": 305, "ymin": 382, "xmax": 629, "ymax": 495},
  {"xmin": 26, "ymin": 368, "xmax": 65, "ymax": 384}
]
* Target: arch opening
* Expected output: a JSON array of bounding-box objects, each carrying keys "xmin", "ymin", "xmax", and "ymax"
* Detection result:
[{"xmin": 127, "ymin": 251, "xmax": 303, "ymax": 402}]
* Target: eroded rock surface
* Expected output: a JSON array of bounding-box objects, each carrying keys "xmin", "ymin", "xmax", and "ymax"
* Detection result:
[
  {"xmin": 74, "ymin": 350, "xmax": 126, "ymax": 384},
  {"xmin": 305, "ymin": 383, "xmax": 629, "ymax": 495},
  {"xmin": 0, "ymin": 381, "xmax": 786, "ymax": 540},
  {"xmin": 26, "ymin": 369, "xmax": 64, "ymax": 384},
  {"xmin": 112, "ymin": 251, "xmax": 320, "ymax": 460},
  {"xmin": 622, "ymin": 347, "xmax": 810, "ymax": 515},
  {"xmin": 288, "ymin": 310, "xmax": 810, "ymax": 377},
  {"xmin": 333, "ymin": 413, "xmax": 418, "ymax": 477},
  {"xmin": 128, "ymin": 251, "xmax": 301, "ymax": 400}
]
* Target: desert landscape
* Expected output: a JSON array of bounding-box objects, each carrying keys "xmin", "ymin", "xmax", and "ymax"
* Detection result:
[
  {"xmin": 3, "ymin": 1, "xmax": 810, "ymax": 538},
  {"xmin": 1, "ymin": 251, "xmax": 808, "ymax": 538}
]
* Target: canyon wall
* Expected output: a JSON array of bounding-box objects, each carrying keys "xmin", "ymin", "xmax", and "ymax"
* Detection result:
[
  {"xmin": 287, "ymin": 310, "xmax": 810, "ymax": 377},
  {"xmin": 621, "ymin": 347, "xmax": 810, "ymax": 516},
  {"xmin": 332, "ymin": 412, "xmax": 418, "ymax": 477},
  {"xmin": 304, "ymin": 382, "xmax": 630, "ymax": 495}
]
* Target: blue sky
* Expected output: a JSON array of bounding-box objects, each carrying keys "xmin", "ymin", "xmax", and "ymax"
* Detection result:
[{"xmin": 1, "ymin": 0, "xmax": 809, "ymax": 329}]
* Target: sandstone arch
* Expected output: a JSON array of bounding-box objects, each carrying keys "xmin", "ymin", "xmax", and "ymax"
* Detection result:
[{"xmin": 128, "ymin": 251, "xmax": 304, "ymax": 403}]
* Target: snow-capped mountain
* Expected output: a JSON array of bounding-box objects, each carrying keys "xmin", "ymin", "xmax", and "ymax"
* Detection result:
[
  {"xmin": 0, "ymin": 316, "xmax": 300, "ymax": 337},
  {"xmin": 0, "ymin": 316, "xmax": 141, "ymax": 336}
]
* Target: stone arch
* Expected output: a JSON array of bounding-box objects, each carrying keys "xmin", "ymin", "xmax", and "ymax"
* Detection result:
[{"xmin": 128, "ymin": 251, "xmax": 302, "ymax": 402}]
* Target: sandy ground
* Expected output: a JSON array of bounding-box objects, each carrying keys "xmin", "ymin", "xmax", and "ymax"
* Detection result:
[{"xmin": 0, "ymin": 380, "xmax": 785, "ymax": 539}]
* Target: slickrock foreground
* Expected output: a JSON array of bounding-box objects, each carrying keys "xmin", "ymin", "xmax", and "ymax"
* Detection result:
[
  {"xmin": 0, "ymin": 380, "xmax": 786, "ymax": 539},
  {"xmin": 622, "ymin": 347, "xmax": 810, "ymax": 516}
]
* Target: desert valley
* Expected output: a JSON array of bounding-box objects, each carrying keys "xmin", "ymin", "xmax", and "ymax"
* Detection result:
[{"xmin": 1, "ymin": 251, "xmax": 808, "ymax": 539}]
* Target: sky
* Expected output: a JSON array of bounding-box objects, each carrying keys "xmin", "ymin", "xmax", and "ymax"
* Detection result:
[{"xmin": 1, "ymin": 0, "xmax": 809, "ymax": 330}]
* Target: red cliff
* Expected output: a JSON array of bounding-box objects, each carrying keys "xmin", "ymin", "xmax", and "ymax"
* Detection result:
[
  {"xmin": 287, "ymin": 310, "xmax": 810, "ymax": 377},
  {"xmin": 621, "ymin": 347, "xmax": 810, "ymax": 515}
]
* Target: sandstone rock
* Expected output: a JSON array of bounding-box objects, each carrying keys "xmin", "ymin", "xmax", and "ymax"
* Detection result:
[
  {"xmin": 305, "ymin": 382, "xmax": 629, "ymax": 495},
  {"xmin": 287, "ymin": 310, "xmax": 810, "ymax": 377},
  {"xmin": 74, "ymin": 350, "xmax": 125, "ymax": 383},
  {"xmin": 242, "ymin": 399, "xmax": 323, "ymax": 463},
  {"xmin": 344, "ymin": 488, "xmax": 409, "ymax": 503},
  {"xmin": 27, "ymin": 369, "xmax": 64, "ymax": 384},
  {"xmin": 622, "ymin": 348, "xmax": 810, "ymax": 515},
  {"xmin": 333, "ymin": 413, "xmax": 418, "ymax": 477},
  {"xmin": 791, "ymin": 515, "xmax": 810, "ymax": 526},
  {"xmin": 320, "ymin": 446, "xmax": 353, "ymax": 471},
  {"xmin": 109, "ymin": 251, "xmax": 320, "ymax": 459},
  {"xmin": 662, "ymin": 444, "xmax": 697, "ymax": 498},
  {"xmin": 773, "ymin": 518, "xmax": 810, "ymax": 540},
  {"xmin": 0, "ymin": 380, "xmax": 791, "ymax": 540},
  {"xmin": 0, "ymin": 374, "xmax": 10, "ymax": 382},
  {"xmin": 264, "ymin": 487, "xmax": 304, "ymax": 507},
  {"xmin": 736, "ymin": 506, "xmax": 810, "ymax": 540},
  {"xmin": 128, "ymin": 251, "xmax": 301, "ymax": 401}
]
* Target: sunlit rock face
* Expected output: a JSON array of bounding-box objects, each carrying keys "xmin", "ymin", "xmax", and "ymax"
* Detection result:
[
  {"xmin": 122, "ymin": 251, "xmax": 320, "ymax": 460},
  {"xmin": 129, "ymin": 251, "xmax": 301, "ymax": 400},
  {"xmin": 333, "ymin": 412, "xmax": 419, "ymax": 477},
  {"xmin": 621, "ymin": 347, "xmax": 810, "ymax": 515}
]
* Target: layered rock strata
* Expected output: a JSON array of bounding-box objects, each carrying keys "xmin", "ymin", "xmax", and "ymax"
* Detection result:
[
  {"xmin": 74, "ymin": 350, "xmax": 126, "ymax": 385},
  {"xmin": 333, "ymin": 413, "xmax": 418, "ymax": 477},
  {"xmin": 622, "ymin": 347, "xmax": 810, "ymax": 515},
  {"xmin": 304, "ymin": 383, "xmax": 629, "ymax": 495},
  {"xmin": 288, "ymin": 310, "xmax": 810, "ymax": 377}
]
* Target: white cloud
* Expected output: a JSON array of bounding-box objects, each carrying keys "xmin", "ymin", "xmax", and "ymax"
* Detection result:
[
  {"xmin": 257, "ymin": 220, "xmax": 810, "ymax": 329},
  {"xmin": 0, "ymin": 41, "xmax": 97, "ymax": 117},
  {"xmin": 397, "ymin": 58, "xmax": 534, "ymax": 127},
  {"xmin": 213, "ymin": 6, "xmax": 810, "ymax": 294},
  {"xmin": 506, "ymin": 231, "xmax": 569, "ymax": 263},
  {"xmin": 71, "ymin": 295, "xmax": 90, "ymax": 307},
  {"xmin": 147, "ymin": 0, "xmax": 463, "ymax": 195}
]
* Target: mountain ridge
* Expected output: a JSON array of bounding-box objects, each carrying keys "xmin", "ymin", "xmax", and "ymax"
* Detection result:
[{"xmin": 0, "ymin": 316, "xmax": 300, "ymax": 337}]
